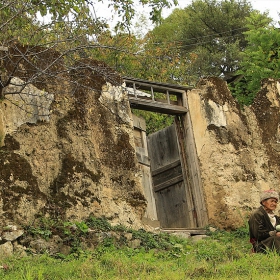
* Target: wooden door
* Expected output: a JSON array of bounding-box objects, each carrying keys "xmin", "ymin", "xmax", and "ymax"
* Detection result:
[
  {"xmin": 147, "ymin": 123, "xmax": 196, "ymax": 228},
  {"xmin": 133, "ymin": 115, "xmax": 159, "ymax": 226}
]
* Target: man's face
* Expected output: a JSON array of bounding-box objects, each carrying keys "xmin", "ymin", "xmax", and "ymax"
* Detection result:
[{"xmin": 262, "ymin": 198, "xmax": 278, "ymax": 212}]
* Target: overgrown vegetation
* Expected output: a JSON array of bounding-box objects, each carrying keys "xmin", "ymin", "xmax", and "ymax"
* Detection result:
[
  {"xmin": 1, "ymin": 218, "xmax": 280, "ymax": 279},
  {"xmin": 1, "ymin": 0, "xmax": 279, "ymax": 133},
  {"xmin": 24, "ymin": 216, "xmax": 189, "ymax": 257},
  {"xmin": 132, "ymin": 109, "xmax": 174, "ymax": 135}
]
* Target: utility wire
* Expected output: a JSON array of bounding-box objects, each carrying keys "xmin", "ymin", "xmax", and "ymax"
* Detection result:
[
  {"xmin": 92, "ymin": 32, "xmax": 246, "ymax": 59},
  {"xmin": 147, "ymin": 26, "xmax": 248, "ymax": 46}
]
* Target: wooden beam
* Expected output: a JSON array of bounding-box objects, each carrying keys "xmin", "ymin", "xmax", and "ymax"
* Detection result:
[
  {"xmin": 129, "ymin": 96, "xmax": 188, "ymax": 115},
  {"xmin": 126, "ymin": 82, "xmax": 185, "ymax": 96},
  {"xmin": 153, "ymin": 174, "xmax": 184, "ymax": 192},
  {"xmin": 124, "ymin": 77, "xmax": 193, "ymax": 93},
  {"xmin": 129, "ymin": 94, "xmax": 178, "ymax": 105},
  {"xmin": 152, "ymin": 159, "xmax": 181, "ymax": 176}
]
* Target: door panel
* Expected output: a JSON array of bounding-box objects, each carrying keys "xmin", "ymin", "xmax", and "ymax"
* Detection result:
[
  {"xmin": 147, "ymin": 124, "xmax": 193, "ymax": 228},
  {"xmin": 133, "ymin": 115, "xmax": 158, "ymax": 224}
]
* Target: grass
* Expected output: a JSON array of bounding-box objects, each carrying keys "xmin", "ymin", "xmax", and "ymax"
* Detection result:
[{"xmin": 1, "ymin": 221, "xmax": 280, "ymax": 279}]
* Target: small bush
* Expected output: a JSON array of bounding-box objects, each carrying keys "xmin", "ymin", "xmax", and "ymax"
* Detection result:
[{"xmin": 85, "ymin": 216, "xmax": 112, "ymax": 231}]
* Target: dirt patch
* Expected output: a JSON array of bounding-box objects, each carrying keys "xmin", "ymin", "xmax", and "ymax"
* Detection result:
[
  {"xmin": 127, "ymin": 190, "xmax": 147, "ymax": 208},
  {"xmin": 99, "ymin": 128, "xmax": 137, "ymax": 170},
  {"xmin": 69, "ymin": 58, "xmax": 123, "ymax": 92},
  {"xmin": 0, "ymin": 150, "xmax": 46, "ymax": 220},
  {"xmin": 0, "ymin": 151, "xmax": 37, "ymax": 188},
  {"xmin": 67, "ymin": 58, "xmax": 123, "ymax": 123},
  {"xmin": 207, "ymin": 125, "xmax": 248, "ymax": 150},
  {"xmin": 48, "ymin": 154, "xmax": 103, "ymax": 218},
  {"xmin": 197, "ymin": 77, "xmax": 236, "ymax": 106},
  {"xmin": 252, "ymin": 85, "xmax": 280, "ymax": 167},
  {"xmin": 2, "ymin": 42, "xmax": 65, "ymax": 94},
  {"xmin": 2, "ymin": 134, "xmax": 20, "ymax": 150},
  {"xmin": 50, "ymin": 154, "xmax": 102, "ymax": 192},
  {"xmin": 56, "ymin": 110, "xmax": 87, "ymax": 140}
]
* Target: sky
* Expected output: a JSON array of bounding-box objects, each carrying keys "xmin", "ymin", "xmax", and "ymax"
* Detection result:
[
  {"xmin": 94, "ymin": 0, "xmax": 279, "ymax": 32},
  {"xmin": 246, "ymin": 0, "xmax": 279, "ymax": 22}
]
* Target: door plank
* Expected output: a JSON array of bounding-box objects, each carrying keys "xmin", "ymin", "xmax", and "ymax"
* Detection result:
[{"xmin": 148, "ymin": 124, "xmax": 194, "ymax": 228}]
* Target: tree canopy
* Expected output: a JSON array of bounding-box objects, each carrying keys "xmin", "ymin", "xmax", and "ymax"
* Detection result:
[
  {"xmin": 0, "ymin": 0, "xmax": 178, "ymax": 96},
  {"xmin": 1, "ymin": 0, "xmax": 279, "ymax": 132},
  {"xmin": 128, "ymin": 0, "xmax": 277, "ymax": 106},
  {"xmin": 144, "ymin": 0, "xmax": 272, "ymax": 85},
  {"xmin": 230, "ymin": 12, "xmax": 280, "ymax": 105},
  {"xmin": 0, "ymin": 0, "xmax": 178, "ymax": 28}
]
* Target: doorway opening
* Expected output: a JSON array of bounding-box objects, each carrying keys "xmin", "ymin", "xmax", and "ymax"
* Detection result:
[{"xmin": 125, "ymin": 77, "xmax": 208, "ymax": 229}]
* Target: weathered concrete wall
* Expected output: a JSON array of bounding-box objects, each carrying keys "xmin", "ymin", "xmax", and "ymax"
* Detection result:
[
  {"xmin": 188, "ymin": 77, "xmax": 280, "ymax": 229},
  {"xmin": 0, "ymin": 66, "xmax": 146, "ymax": 229},
  {"xmin": 2, "ymin": 54, "xmax": 280, "ymax": 232}
]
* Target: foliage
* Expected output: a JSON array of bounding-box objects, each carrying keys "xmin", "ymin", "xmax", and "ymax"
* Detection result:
[
  {"xmin": 0, "ymin": 0, "xmax": 178, "ymax": 34},
  {"xmin": 128, "ymin": 228, "xmax": 186, "ymax": 251},
  {"xmin": 74, "ymin": 221, "xmax": 89, "ymax": 234},
  {"xmin": 25, "ymin": 217, "xmax": 56, "ymax": 240},
  {"xmin": 85, "ymin": 216, "xmax": 112, "ymax": 231},
  {"xmin": 84, "ymin": 8, "xmax": 191, "ymax": 85},
  {"xmin": 105, "ymin": 0, "xmax": 179, "ymax": 30},
  {"xmin": 133, "ymin": 0, "xmax": 277, "ymax": 110},
  {"xmin": 89, "ymin": 31, "xmax": 143, "ymax": 76},
  {"xmin": 232, "ymin": 224, "xmax": 250, "ymax": 238},
  {"xmin": 0, "ymin": 1, "xmax": 99, "ymax": 44},
  {"xmin": 122, "ymin": 0, "xmax": 279, "ymax": 111},
  {"xmin": 132, "ymin": 109, "xmax": 174, "ymax": 135},
  {"xmin": 26, "ymin": 226, "xmax": 53, "ymax": 240},
  {"xmin": 230, "ymin": 12, "xmax": 280, "ymax": 105},
  {"xmin": 4, "ymin": 221, "xmax": 280, "ymax": 279},
  {"xmin": 180, "ymin": 0, "xmax": 270, "ymax": 81},
  {"xmin": 137, "ymin": 8, "xmax": 191, "ymax": 84},
  {"xmin": 139, "ymin": 0, "xmax": 272, "ymax": 87}
]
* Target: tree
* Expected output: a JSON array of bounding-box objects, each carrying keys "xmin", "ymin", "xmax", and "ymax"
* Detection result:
[
  {"xmin": 102, "ymin": 0, "xmax": 179, "ymax": 30},
  {"xmin": 137, "ymin": 0, "xmax": 268, "ymax": 86},
  {"xmin": 138, "ymin": 8, "xmax": 190, "ymax": 84},
  {"xmin": 230, "ymin": 12, "xmax": 280, "ymax": 105},
  {"xmin": 181, "ymin": 0, "xmax": 258, "ymax": 81},
  {"xmin": 140, "ymin": 0, "xmax": 273, "ymax": 87},
  {"xmin": 87, "ymin": 31, "xmax": 143, "ymax": 77},
  {"xmin": 0, "ymin": 0, "xmax": 178, "ymax": 108},
  {"xmin": 0, "ymin": 0, "xmax": 178, "ymax": 35}
]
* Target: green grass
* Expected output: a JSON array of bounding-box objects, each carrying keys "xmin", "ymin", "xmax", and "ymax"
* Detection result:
[{"xmin": 1, "ymin": 222, "xmax": 280, "ymax": 279}]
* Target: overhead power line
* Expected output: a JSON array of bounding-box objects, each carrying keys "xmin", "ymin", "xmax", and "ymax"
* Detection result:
[{"xmin": 148, "ymin": 26, "xmax": 248, "ymax": 46}]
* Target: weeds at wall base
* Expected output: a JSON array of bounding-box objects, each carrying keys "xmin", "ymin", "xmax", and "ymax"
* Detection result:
[{"xmin": 0, "ymin": 219, "xmax": 279, "ymax": 279}]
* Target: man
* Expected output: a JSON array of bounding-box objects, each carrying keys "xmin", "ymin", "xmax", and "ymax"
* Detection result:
[{"xmin": 248, "ymin": 190, "xmax": 280, "ymax": 253}]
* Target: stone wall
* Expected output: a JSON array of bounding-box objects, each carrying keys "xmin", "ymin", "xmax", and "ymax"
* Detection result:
[
  {"xmin": 188, "ymin": 77, "xmax": 280, "ymax": 229},
  {"xmin": 0, "ymin": 64, "xmax": 146, "ymax": 229},
  {"xmin": 2, "ymin": 56, "xmax": 280, "ymax": 232}
]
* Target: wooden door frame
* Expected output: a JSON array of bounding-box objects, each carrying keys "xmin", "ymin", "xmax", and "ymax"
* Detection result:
[{"xmin": 126, "ymin": 77, "xmax": 208, "ymax": 228}]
